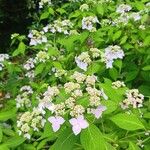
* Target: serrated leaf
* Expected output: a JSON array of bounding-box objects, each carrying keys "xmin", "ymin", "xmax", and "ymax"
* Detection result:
[
  {"xmin": 111, "ymin": 113, "xmax": 145, "ymax": 131},
  {"xmin": 80, "ymin": 124, "xmax": 106, "ymax": 150},
  {"xmin": 51, "ymin": 128, "xmax": 78, "ymax": 150}
]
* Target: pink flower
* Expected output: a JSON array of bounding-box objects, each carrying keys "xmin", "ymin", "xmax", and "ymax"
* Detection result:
[
  {"xmin": 48, "ymin": 116, "xmax": 65, "ymax": 132},
  {"xmin": 69, "ymin": 116, "xmax": 89, "ymax": 135},
  {"xmin": 91, "ymin": 105, "xmax": 107, "ymax": 119}
]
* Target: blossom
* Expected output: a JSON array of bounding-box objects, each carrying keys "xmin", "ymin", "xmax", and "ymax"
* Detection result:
[
  {"xmin": 82, "ymin": 16, "xmax": 99, "ymax": 31},
  {"xmin": 130, "ymin": 12, "xmax": 141, "ymax": 21},
  {"xmin": 91, "ymin": 105, "xmax": 107, "ymax": 119},
  {"xmin": 69, "ymin": 116, "xmax": 89, "ymax": 135},
  {"xmin": 116, "ymin": 4, "xmax": 132, "ymax": 14},
  {"xmin": 75, "ymin": 57, "xmax": 88, "ymax": 71},
  {"xmin": 75, "ymin": 52, "xmax": 91, "ymax": 71},
  {"xmin": 102, "ymin": 45, "xmax": 124, "ymax": 69},
  {"xmin": 39, "ymin": 0, "xmax": 52, "ymax": 9},
  {"xmin": 48, "ymin": 116, "xmax": 65, "ymax": 132}
]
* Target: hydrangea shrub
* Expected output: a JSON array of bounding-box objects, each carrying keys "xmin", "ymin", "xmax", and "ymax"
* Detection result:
[{"xmin": 0, "ymin": 0, "xmax": 150, "ymax": 149}]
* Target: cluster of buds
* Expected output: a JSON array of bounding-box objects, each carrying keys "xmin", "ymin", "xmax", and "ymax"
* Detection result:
[
  {"xmin": 101, "ymin": 45, "xmax": 124, "ymax": 69},
  {"xmin": 43, "ymin": 19, "xmax": 73, "ymax": 35},
  {"xmin": 17, "ymin": 108, "xmax": 46, "ymax": 139},
  {"xmin": 54, "ymin": 69, "xmax": 67, "ymax": 78},
  {"xmin": 112, "ymin": 81, "xmax": 125, "ymax": 89},
  {"xmin": 82, "ymin": 16, "xmax": 99, "ymax": 32},
  {"xmin": 120, "ymin": 89, "xmax": 144, "ymax": 109},
  {"xmin": 35, "ymin": 51, "xmax": 50, "ymax": 63},
  {"xmin": 79, "ymin": 4, "xmax": 89, "ymax": 11},
  {"xmin": 28, "ymin": 30, "xmax": 47, "ymax": 46},
  {"xmin": 16, "ymin": 86, "xmax": 33, "ymax": 108}
]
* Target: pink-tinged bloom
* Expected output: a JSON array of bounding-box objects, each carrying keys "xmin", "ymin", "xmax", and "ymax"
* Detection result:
[
  {"xmin": 69, "ymin": 116, "xmax": 89, "ymax": 135},
  {"xmin": 48, "ymin": 116, "xmax": 65, "ymax": 132},
  {"xmin": 91, "ymin": 105, "xmax": 107, "ymax": 119}
]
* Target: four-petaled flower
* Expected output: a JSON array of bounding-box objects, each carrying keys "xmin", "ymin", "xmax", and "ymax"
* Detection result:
[
  {"xmin": 91, "ymin": 105, "xmax": 107, "ymax": 119},
  {"xmin": 69, "ymin": 115, "xmax": 89, "ymax": 135},
  {"xmin": 48, "ymin": 116, "xmax": 65, "ymax": 132}
]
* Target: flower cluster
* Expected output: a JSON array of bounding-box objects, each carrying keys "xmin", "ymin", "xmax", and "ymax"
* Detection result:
[
  {"xmin": 34, "ymin": 72, "xmax": 107, "ymax": 135},
  {"xmin": 112, "ymin": 81, "xmax": 125, "ymax": 89},
  {"xmin": 43, "ymin": 19, "xmax": 73, "ymax": 34},
  {"xmin": 101, "ymin": 45, "xmax": 124, "ymax": 68},
  {"xmin": 115, "ymin": 4, "xmax": 142, "ymax": 25},
  {"xmin": 17, "ymin": 108, "xmax": 46, "ymax": 139},
  {"xmin": 16, "ymin": 86, "xmax": 33, "ymax": 108},
  {"xmin": 82, "ymin": 16, "xmax": 99, "ymax": 32},
  {"xmin": 28, "ymin": 30, "xmax": 47, "ymax": 46},
  {"xmin": 39, "ymin": 0, "xmax": 52, "ymax": 9},
  {"xmin": 120, "ymin": 89, "xmax": 144, "ymax": 109}
]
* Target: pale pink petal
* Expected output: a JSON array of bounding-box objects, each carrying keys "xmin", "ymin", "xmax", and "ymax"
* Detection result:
[
  {"xmin": 56, "ymin": 116, "xmax": 65, "ymax": 125},
  {"xmin": 72, "ymin": 125, "xmax": 81, "ymax": 135},
  {"xmin": 52, "ymin": 124, "xmax": 60, "ymax": 132},
  {"xmin": 92, "ymin": 105, "xmax": 107, "ymax": 119},
  {"xmin": 48, "ymin": 116, "xmax": 56, "ymax": 123},
  {"xmin": 77, "ymin": 116, "xmax": 89, "ymax": 129},
  {"xmin": 69, "ymin": 118, "xmax": 78, "ymax": 126}
]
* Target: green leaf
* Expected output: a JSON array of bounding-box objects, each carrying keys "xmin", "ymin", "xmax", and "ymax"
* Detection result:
[
  {"xmin": 51, "ymin": 128, "xmax": 78, "ymax": 150},
  {"xmin": 3, "ymin": 136, "xmax": 25, "ymax": 148},
  {"xmin": 97, "ymin": 4, "xmax": 104, "ymax": 16},
  {"xmin": 142, "ymin": 65, "xmax": 150, "ymax": 71},
  {"xmin": 35, "ymin": 63, "xmax": 45, "ymax": 75},
  {"xmin": 128, "ymin": 142, "xmax": 141, "ymax": 150},
  {"xmin": 105, "ymin": 143, "xmax": 116, "ymax": 150},
  {"xmin": 80, "ymin": 124, "xmax": 106, "ymax": 150},
  {"xmin": 0, "ymin": 108, "xmax": 16, "ymax": 121},
  {"xmin": 110, "ymin": 113, "xmax": 145, "ymax": 131},
  {"xmin": 125, "ymin": 70, "xmax": 139, "ymax": 82},
  {"xmin": 40, "ymin": 12, "xmax": 50, "ymax": 20},
  {"xmin": 12, "ymin": 42, "xmax": 26, "ymax": 56},
  {"xmin": 113, "ymin": 31, "xmax": 122, "ymax": 41},
  {"xmin": 109, "ymin": 68, "xmax": 118, "ymax": 80},
  {"xmin": 101, "ymin": 100, "xmax": 117, "ymax": 114},
  {"xmin": 0, "ymin": 145, "xmax": 9, "ymax": 150},
  {"xmin": 143, "ymin": 36, "xmax": 150, "ymax": 46},
  {"xmin": 48, "ymin": 7, "xmax": 54, "ymax": 15}
]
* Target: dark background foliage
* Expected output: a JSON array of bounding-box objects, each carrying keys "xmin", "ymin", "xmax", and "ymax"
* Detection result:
[{"xmin": 0, "ymin": 0, "xmax": 37, "ymax": 53}]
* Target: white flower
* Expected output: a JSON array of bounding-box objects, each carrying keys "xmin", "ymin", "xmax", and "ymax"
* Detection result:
[
  {"xmin": 82, "ymin": 16, "xmax": 99, "ymax": 31},
  {"xmin": 116, "ymin": 4, "xmax": 132, "ymax": 14},
  {"xmin": 75, "ymin": 57, "xmax": 88, "ymax": 71},
  {"xmin": 0, "ymin": 54, "xmax": 9, "ymax": 62},
  {"xmin": 69, "ymin": 116, "xmax": 89, "ymax": 135},
  {"xmin": 102, "ymin": 45, "xmax": 124, "ymax": 69},
  {"xmin": 48, "ymin": 116, "xmax": 65, "ymax": 132},
  {"xmin": 130, "ymin": 12, "xmax": 141, "ymax": 21}
]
